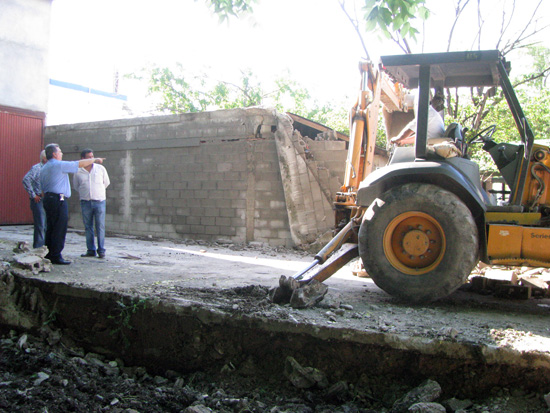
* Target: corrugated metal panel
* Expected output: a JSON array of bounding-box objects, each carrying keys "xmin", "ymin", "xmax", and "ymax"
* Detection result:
[{"xmin": 0, "ymin": 107, "xmax": 45, "ymax": 224}]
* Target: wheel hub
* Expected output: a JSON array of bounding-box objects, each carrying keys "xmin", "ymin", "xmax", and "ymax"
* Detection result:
[
  {"xmin": 383, "ymin": 211, "xmax": 446, "ymax": 275},
  {"xmin": 402, "ymin": 230, "xmax": 430, "ymax": 256}
]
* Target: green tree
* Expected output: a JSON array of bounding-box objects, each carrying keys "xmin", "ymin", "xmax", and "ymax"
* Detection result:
[
  {"xmin": 203, "ymin": 0, "xmax": 257, "ymax": 20},
  {"xmin": 133, "ymin": 65, "xmax": 350, "ymax": 134},
  {"xmin": 363, "ymin": 0, "xmax": 429, "ymax": 53},
  {"xmin": 452, "ymin": 46, "xmax": 550, "ymax": 173}
]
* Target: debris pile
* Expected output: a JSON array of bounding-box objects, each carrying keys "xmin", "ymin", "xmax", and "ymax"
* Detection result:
[
  {"xmin": 2, "ymin": 329, "xmax": 549, "ymax": 412},
  {"xmin": 467, "ymin": 265, "xmax": 550, "ymax": 299},
  {"xmin": 10, "ymin": 242, "xmax": 51, "ymax": 275}
]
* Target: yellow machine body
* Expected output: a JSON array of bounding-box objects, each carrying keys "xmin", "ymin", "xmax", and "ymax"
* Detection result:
[{"xmin": 487, "ymin": 223, "xmax": 550, "ymax": 267}]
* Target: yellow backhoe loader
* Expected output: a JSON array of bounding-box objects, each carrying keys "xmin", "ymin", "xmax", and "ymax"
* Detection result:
[{"xmin": 271, "ymin": 50, "xmax": 550, "ymax": 306}]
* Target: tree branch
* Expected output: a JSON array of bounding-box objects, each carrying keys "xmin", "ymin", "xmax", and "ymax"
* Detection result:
[
  {"xmin": 513, "ymin": 66, "xmax": 550, "ymax": 88},
  {"xmin": 500, "ymin": 0, "xmax": 546, "ymax": 55},
  {"xmin": 447, "ymin": 0, "xmax": 471, "ymax": 52},
  {"xmin": 338, "ymin": 0, "xmax": 371, "ymax": 60},
  {"xmin": 495, "ymin": 0, "xmax": 515, "ymax": 50}
]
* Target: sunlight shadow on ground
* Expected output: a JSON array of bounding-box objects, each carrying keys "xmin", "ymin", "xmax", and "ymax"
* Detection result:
[
  {"xmin": 164, "ymin": 246, "xmax": 372, "ymax": 285},
  {"xmin": 165, "ymin": 246, "xmax": 311, "ymax": 271}
]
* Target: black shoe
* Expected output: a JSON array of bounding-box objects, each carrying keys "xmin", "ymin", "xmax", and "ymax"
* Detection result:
[
  {"xmin": 52, "ymin": 258, "xmax": 71, "ymax": 265},
  {"xmin": 98, "ymin": 253, "xmax": 105, "ymax": 259},
  {"xmin": 81, "ymin": 252, "xmax": 96, "ymax": 257}
]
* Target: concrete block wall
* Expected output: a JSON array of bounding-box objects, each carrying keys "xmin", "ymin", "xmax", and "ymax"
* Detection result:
[
  {"xmin": 46, "ymin": 108, "xmax": 299, "ymax": 247},
  {"xmin": 273, "ymin": 115, "xmax": 344, "ymax": 247},
  {"xmin": 305, "ymin": 138, "xmax": 347, "ymax": 196}
]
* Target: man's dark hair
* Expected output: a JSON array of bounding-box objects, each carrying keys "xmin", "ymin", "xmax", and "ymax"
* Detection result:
[
  {"xmin": 80, "ymin": 148, "xmax": 93, "ymax": 159},
  {"xmin": 45, "ymin": 143, "xmax": 59, "ymax": 160}
]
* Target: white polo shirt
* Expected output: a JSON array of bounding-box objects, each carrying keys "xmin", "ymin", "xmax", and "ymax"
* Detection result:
[{"xmin": 72, "ymin": 164, "xmax": 110, "ymax": 201}]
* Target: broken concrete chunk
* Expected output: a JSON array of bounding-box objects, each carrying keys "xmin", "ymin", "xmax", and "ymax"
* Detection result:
[
  {"xmin": 520, "ymin": 277, "xmax": 549, "ymax": 297},
  {"xmin": 17, "ymin": 334, "xmax": 28, "ymax": 350},
  {"xmin": 408, "ymin": 402, "xmax": 446, "ymax": 412},
  {"xmin": 14, "ymin": 241, "xmax": 30, "ymax": 253},
  {"xmin": 325, "ymin": 380, "xmax": 349, "ymax": 402},
  {"xmin": 14, "ymin": 253, "xmax": 52, "ymax": 274},
  {"xmin": 33, "ymin": 371, "xmax": 50, "ymax": 386},
  {"xmin": 284, "ymin": 356, "xmax": 328, "ymax": 389},
  {"xmin": 289, "ymin": 279, "xmax": 328, "ymax": 309},
  {"xmin": 391, "ymin": 379, "xmax": 442, "ymax": 413},
  {"xmin": 494, "ymin": 284, "xmax": 531, "ymax": 299},
  {"xmin": 442, "ymin": 397, "xmax": 473, "ymax": 411},
  {"xmin": 183, "ymin": 406, "xmax": 213, "ymax": 413}
]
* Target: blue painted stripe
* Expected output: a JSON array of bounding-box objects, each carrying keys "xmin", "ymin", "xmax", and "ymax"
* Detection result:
[{"xmin": 49, "ymin": 79, "xmax": 128, "ymax": 101}]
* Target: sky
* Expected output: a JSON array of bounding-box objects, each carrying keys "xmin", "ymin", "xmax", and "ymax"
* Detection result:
[{"xmin": 48, "ymin": 0, "xmax": 550, "ymax": 121}]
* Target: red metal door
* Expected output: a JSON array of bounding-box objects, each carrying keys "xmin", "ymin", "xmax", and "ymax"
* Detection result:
[{"xmin": 0, "ymin": 106, "xmax": 45, "ymax": 224}]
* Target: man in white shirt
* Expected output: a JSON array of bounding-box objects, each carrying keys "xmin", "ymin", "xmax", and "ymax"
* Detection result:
[
  {"xmin": 390, "ymin": 93, "xmax": 446, "ymax": 146},
  {"xmin": 73, "ymin": 149, "xmax": 110, "ymax": 258}
]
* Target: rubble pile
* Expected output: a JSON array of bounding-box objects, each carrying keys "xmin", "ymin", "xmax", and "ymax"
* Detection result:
[{"xmin": 1, "ymin": 330, "xmax": 549, "ymax": 412}]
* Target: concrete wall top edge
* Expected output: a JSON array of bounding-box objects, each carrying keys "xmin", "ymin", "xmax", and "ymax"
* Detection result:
[{"xmin": 46, "ymin": 107, "xmax": 279, "ymax": 133}]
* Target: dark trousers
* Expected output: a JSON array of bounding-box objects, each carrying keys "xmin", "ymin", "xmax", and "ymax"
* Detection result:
[
  {"xmin": 30, "ymin": 198, "xmax": 46, "ymax": 248},
  {"xmin": 43, "ymin": 194, "xmax": 69, "ymax": 260}
]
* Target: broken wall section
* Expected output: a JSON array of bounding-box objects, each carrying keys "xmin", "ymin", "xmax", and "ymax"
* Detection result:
[
  {"xmin": 45, "ymin": 108, "xmax": 349, "ymax": 248},
  {"xmin": 274, "ymin": 114, "xmax": 344, "ymax": 247}
]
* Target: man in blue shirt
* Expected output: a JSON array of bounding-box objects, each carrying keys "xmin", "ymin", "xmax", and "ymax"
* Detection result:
[
  {"xmin": 22, "ymin": 150, "xmax": 47, "ymax": 248},
  {"xmin": 40, "ymin": 143, "xmax": 105, "ymax": 265}
]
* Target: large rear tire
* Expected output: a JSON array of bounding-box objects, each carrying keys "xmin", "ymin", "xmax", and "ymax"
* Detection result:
[{"xmin": 358, "ymin": 183, "xmax": 479, "ymax": 302}]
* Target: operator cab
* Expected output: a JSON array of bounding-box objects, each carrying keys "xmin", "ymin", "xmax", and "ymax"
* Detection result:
[{"xmin": 379, "ymin": 50, "xmax": 535, "ymax": 208}]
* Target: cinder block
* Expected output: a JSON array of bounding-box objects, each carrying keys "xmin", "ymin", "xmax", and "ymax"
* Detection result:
[
  {"xmin": 219, "ymin": 208, "xmax": 236, "ymax": 218},
  {"xmin": 172, "ymin": 198, "xmax": 188, "ymax": 208},
  {"xmin": 175, "ymin": 207, "xmax": 190, "ymax": 216},
  {"xmin": 158, "ymin": 198, "xmax": 173, "ymax": 207},
  {"xmin": 231, "ymin": 199, "xmax": 246, "ymax": 209},
  {"xmin": 217, "ymin": 163, "xmax": 233, "ymax": 172},
  {"xmin": 186, "ymin": 216, "xmax": 201, "ymax": 225},
  {"xmin": 231, "ymin": 217, "xmax": 245, "ymax": 227},
  {"xmin": 256, "ymin": 181, "xmax": 272, "ymax": 191},
  {"xmin": 175, "ymin": 224, "xmax": 190, "ymax": 233},
  {"xmin": 269, "ymin": 200, "xmax": 286, "ymax": 210},
  {"xmin": 269, "ymin": 220, "xmax": 286, "ymax": 229},
  {"xmin": 196, "ymin": 180, "xmax": 215, "ymax": 190},
  {"xmin": 134, "ymin": 223, "xmax": 149, "ymax": 232},
  {"xmin": 208, "ymin": 191, "xmax": 225, "ymax": 200},
  {"xmin": 159, "ymin": 216, "xmax": 173, "ymax": 224},
  {"xmin": 203, "ymin": 207, "xmax": 220, "ymax": 217},
  {"xmin": 205, "ymin": 226, "xmax": 221, "ymax": 235},
  {"xmin": 193, "ymin": 190, "xmax": 209, "ymax": 199},
  {"xmin": 216, "ymin": 181, "xmax": 235, "ymax": 190},
  {"xmin": 166, "ymin": 190, "xmax": 180, "ymax": 199},
  {"xmin": 173, "ymin": 216, "xmax": 187, "ymax": 225},
  {"xmin": 215, "ymin": 217, "xmax": 231, "ymax": 226},
  {"xmin": 190, "ymin": 225, "xmax": 206, "ymax": 234},
  {"xmin": 145, "ymin": 215, "xmax": 159, "ymax": 224},
  {"xmin": 219, "ymin": 227, "xmax": 236, "ymax": 236},
  {"xmin": 200, "ymin": 217, "xmax": 216, "ymax": 226}
]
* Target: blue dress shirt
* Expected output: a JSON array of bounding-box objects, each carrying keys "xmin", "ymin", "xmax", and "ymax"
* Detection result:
[{"xmin": 40, "ymin": 159, "xmax": 79, "ymax": 198}]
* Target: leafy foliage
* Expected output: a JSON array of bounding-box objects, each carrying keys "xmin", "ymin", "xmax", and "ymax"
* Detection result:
[
  {"xmin": 446, "ymin": 47, "xmax": 550, "ymax": 173},
  {"xmin": 273, "ymin": 76, "xmax": 350, "ymax": 134},
  {"xmin": 134, "ymin": 65, "xmax": 350, "ymax": 134},
  {"xmin": 362, "ymin": 0, "xmax": 429, "ymax": 52},
  {"xmin": 135, "ymin": 64, "xmax": 263, "ymax": 114},
  {"xmin": 202, "ymin": 0, "xmax": 257, "ymax": 21}
]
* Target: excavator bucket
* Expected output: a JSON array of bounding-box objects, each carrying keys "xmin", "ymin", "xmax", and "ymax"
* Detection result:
[{"xmin": 269, "ymin": 219, "xmax": 361, "ymax": 308}]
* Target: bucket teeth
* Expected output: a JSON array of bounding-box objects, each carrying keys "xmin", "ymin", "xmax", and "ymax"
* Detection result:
[{"xmin": 269, "ymin": 275, "xmax": 328, "ymax": 308}]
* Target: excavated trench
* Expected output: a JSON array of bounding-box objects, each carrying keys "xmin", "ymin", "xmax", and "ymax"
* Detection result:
[{"xmin": 2, "ymin": 268, "xmax": 550, "ymax": 405}]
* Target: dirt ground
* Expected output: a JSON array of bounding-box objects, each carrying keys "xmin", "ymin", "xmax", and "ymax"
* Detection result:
[{"xmin": 1, "ymin": 225, "xmax": 550, "ymax": 412}]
